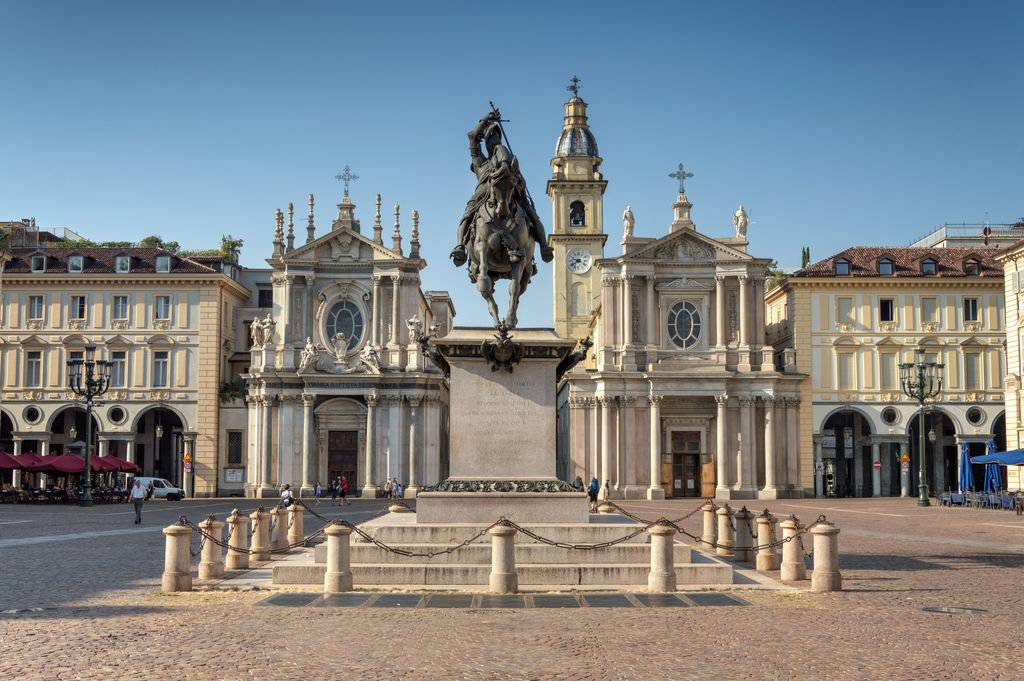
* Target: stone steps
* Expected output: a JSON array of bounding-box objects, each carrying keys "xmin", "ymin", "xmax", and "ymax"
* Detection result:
[
  {"xmin": 351, "ymin": 522, "xmax": 653, "ymax": 546},
  {"xmin": 315, "ymin": 542, "xmax": 693, "ymax": 565}
]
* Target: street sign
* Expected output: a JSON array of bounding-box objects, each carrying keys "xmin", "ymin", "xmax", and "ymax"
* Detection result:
[
  {"xmin": 815, "ymin": 461, "xmax": 824, "ymax": 472},
  {"xmin": 901, "ymin": 461, "xmax": 910, "ymax": 471},
  {"xmin": 872, "ymin": 461, "xmax": 882, "ymax": 470},
  {"xmin": 900, "ymin": 454, "xmax": 910, "ymax": 463},
  {"xmin": 183, "ymin": 453, "xmax": 192, "ymax": 464},
  {"xmin": 183, "ymin": 462, "xmax": 192, "ymax": 472}
]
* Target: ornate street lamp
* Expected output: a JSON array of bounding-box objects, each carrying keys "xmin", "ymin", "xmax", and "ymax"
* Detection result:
[
  {"xmin": 67, "ymin": 346, "xmax": 112, "ymax": 507},
  {"xmin": 899, "ymin": 348, "xmax": 944, "ymax": 507}
]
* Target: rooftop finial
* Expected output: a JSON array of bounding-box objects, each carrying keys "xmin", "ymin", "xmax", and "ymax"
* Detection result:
[
  {"xmin": 286, "ymin": 202, "xmax": 295, "ymax": 252},
  {"xmin": 335, "ymin": 165, "xmax": 358, "ymax": 196},
  {"xmin": 306, "ymin": 194, "xmax": 315, "ymax": 243},
  {"xmin": 566, "ymin": 75, "xmax": 581, "ymax": 98},
  {"xmin": 272, "ymin": 208, "xmax": 284, "ymax": 257},
  {"xmin": 373, "ymin": 193, "xmax": 384, "ymax": 244},
  {"xmin": 392, "ymin": 203, "xmax": 402, "ymax": 255},
  {"xmin": 669, "ymin": 162, "xmax": 694, "ymax": 195},
  {"xmin": 410, "ymin": 209, "xmax": 420, "ymax": 259}
]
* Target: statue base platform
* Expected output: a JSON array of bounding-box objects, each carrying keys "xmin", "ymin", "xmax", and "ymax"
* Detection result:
[{"xmin": 416, "ymin": 491, "xmax": 588, "ymax": 524}]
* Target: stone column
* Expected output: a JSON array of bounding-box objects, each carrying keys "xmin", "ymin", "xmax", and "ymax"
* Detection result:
[
  {"xmin": 161, "ymin": 524, "xmax": 193, "ymax": 592},
  {"xmin": 362, "ymin": 393, "xmax": 378, "ymax": 498},
  {"xmin": 871, "ymin": 442, "xmax": 881, "ymax": 497},
  {"xmin": 701, "ymin": 502, "xmax": 717, "ymax": 551},
  {"xmin": 754, "ymin": 511, "xmax": 779, "ymax": 572},
  {"xmin": 752, "ymin": 276, "xmax": 765, "ymax": 347},
  {"xmin": 324, "ymin": 524, "xmax": 354, "ymax": 593},
  {"xmin": 288, "ymin": 504, "xmax": 305, "ymax": 547},
  {"xmin": 371, "ymin": 275, "xmax": 382, "ymax": 347},
  {"xmin": 225, "ymin": 510, "xmax": 249, "ymax": 570},
  {"xmin": 646, "ymin": 275, "xmax": 657, "ymax": 347},
  {"xmin": 786, "ymin": 398, "xmax": 801, "ymax": 493},
  {"xmin": 736, "ymin": 396, "xmax": 755, "ymax": 495},
  {"xmin": 197, "ymin": 516, "xmax": 225, "ymax": 580},
  {"xmin": 261, "ymin": 397, "xmax": 274, "ymax": 496},
  {"xmin": 269, "ymin": 506, "xmax": 288, "ymax": 553},
  {"xmin": 779, "ymin": 517, "xmax": 807, "ymax": 582},
  {"xmin": 249, "ymin": 508, "xmax": 271, "ymax": 561},
  {"xmin": 301, "ymin": 394, "xmax": 315, "ymax": 496},
  {"xmin": 738, "ymin": 275, "xmax": 750, "ymax": 347},
  {"xmin": 715, "ymin": 393, "xmax": 729, "ymax": 497},
  {"xmin": 715, "ymin": 505, "xmax": 735, "ymax": 557},
  {"xmin": 715, "ymin": 275, "xmax": 727, "ymax": 347},
  {"xmin": 762, "ymin": 397, "xmax": 777, "ymax": 496},
  {"xmin": 811, "ymin": 522, "xmax": 842, "ymax": 592},
  {"xmin": 406, "ymin": 397, "xmax": 420, "ymax": 496},
  {"xmin": 488, "ymin": 525, "xmax": 518, "ymax": 593},
  {"xmin": 304, "ymin": 278, "xmax": 313, "ymax": 342},
  {"xmin": 281, "ymin": 274, "xmax": 294, "ymax": 346},
  {"xmin": 647, "ymin": 523, "xmax": 677, "ymax": 592},
  {"xmin": 647, "ymin": 395, "xmax": 663, "ymax": 499},
  {"xmin": 12, "ymin": 438, "xmax": 22, "ymax": 488},
  {"xmin": 622, "ymin": 275, "xmax": 633, "ymax": 346},
  {"xmin": 733, "ymin": 506, "xmax": 754, "ymax": 563},
  {"xmin": 600, "ymin": 397, "xmax": 613, "ymax": 491},
  {"xmin": 390, "ymin": 275, "xmax": 401, "ymax": 347}
]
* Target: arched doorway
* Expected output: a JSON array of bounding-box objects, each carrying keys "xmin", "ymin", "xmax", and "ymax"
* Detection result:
[
  {"xmin": 134, "ymin": 407, "xmax": 185, "ymax": 485},
  {"xmin": 820, "ymin": 410, "xmax": 873, "ymax": 497},
  {"xmin": 314, "ymin": 398, "xmax": 366, "ymax": 495},
  {"xmin": 907, "ymin": 408, "xmax": 957, "ymax": 495},
  {"xmin": 49, "ymin": 407, "xmax": 100, "ymax": 457}
]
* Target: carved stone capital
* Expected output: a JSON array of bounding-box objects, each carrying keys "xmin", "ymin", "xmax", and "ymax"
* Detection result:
[
  {"xmin": 622, "ymin": 396, "xmax": 636, "ymax": 407},
  {"xmin": 737, "ymin": 395, "xmax": 756, "ymax": 407},
  {"xmin": 762, "ymin": 396, "xmax": 776, "ymax": 408},
  {"xmin": 648, "ymin": 395, "xmax": 663, "ymax": 407},
  {"xmin": 738, "ymin": 275, "xmax": 750, "ymax": 284},
  {"xmin": 714, "ymin": 393, "xmax": 729, "ymax": 406},
  {"xmin": 406, "ymin": 395, "xmax": 422, "ymax": 408},
  {"xmin": 366, "ymin": 392, "xmax": 379, "ymax": 408},
  {"xmin": 715, "ymin": 275, "xmax": 727, "ymax": 285},
  {"xmin": 302, "ymin": 394, "xmax": 316, "ymax": 408}
]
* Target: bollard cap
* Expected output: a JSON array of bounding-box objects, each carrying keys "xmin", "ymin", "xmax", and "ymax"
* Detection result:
[
  {"xmin": 325, "ymin": 524, "xmax": 353, "ymax": 536},
  {"xmin": 163, "ymin": 524, "xmax": 192, "ymax": 536},
  {"xmin": 811, "ymin": 521, "xmax": 840, "ymax": 535}
]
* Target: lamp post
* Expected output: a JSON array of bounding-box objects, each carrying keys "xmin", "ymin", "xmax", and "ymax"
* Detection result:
[
  {"xmin": 67, "ymin": 346, "xmax": 112, "ymax": 507},
  {"xmin": 899, "ymin": 348, "xmax": 944, "ymax": 507}
]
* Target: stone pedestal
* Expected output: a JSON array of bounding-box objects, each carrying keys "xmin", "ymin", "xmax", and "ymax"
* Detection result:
[
  {"xmin": 225, "ymin": 510, "xmax": 249, "ymax": 570},
  {"xmin": 811, "ymin": 522, "xmax": 842, "ymax": 592},
  {"xmin": 488, "ymin": 525, "xmax": 518, "ymax": 594},
  {"xmin": 779, "ymin": 517, "xmax": 807, "ymax": 582},
  {"xmin": 324, "ymin": 524, "xmax": 353, "ymax": 593},
  {"xmin": 647, "ymin": 524, "xmax": 677, "ymax": 592},
  {"xmin": 754, "ymin": 512, "xmax": 779, "ymax": 572},
  {"xmin": 269, "ymin": 506, "xmax": 289, "ymax": 553},
  {"xmin": 416, "ymin": 328, "xmax": 587, "ymax": 524},
  {"xmin": 249, "ymin": 509, "xmax": 271, "ymax": 562},
  {"xmin": 733, "ymin": 507, "xmax": 754, "ymax": 563},
  {"xmin": 716, "ymin": 505, "xmax": 735, "ymax": 557},
  {"xmin": 197, "ymin": 517, "xmax": 225, "ymax": 580},
  {"xmin": 161, "ymin": 524, "xmax": 193, "ymax": 592},
  {"xmin": 700, "ymin": 502, "xmax": 717, "ymax": 552},
  {"xmin": 288, "ymin": 505, "xmax": 305, "ymax": 547}
]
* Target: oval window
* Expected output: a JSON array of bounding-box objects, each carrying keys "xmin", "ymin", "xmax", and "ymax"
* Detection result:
[
  {"xmin": 667, "ymin": 301, "xmax": 702, "ymax": 349},
  {"xmin": 324, "ymin": 300, "xmax": 364, "ymax": 353}
]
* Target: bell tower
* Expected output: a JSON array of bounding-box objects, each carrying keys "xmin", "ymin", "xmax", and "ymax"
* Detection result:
[{"xmin": 547, "ymin": 82, "xmax": 608, "ymax": 340}]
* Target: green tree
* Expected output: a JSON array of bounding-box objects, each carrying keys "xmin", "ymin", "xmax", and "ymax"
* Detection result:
[{"xmin": 801, "ymin": 246, "xmax": 810, "ymax": 268}]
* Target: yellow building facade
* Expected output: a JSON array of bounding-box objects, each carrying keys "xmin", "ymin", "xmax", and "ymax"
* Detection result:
[{"xmin": 995, "ymin": 240, "xmax": 1024, "ymax": 490}]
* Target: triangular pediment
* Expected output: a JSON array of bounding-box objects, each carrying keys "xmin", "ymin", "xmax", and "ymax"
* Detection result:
[
  {"xmin": 875, "ymin": 336, "xmax": 903, "ymax": 348},
  {"xmin": 959, "ymin": 335, "xmax": 987, "ymax": 348},
  {"xmin": 18, "ymin": 334, "xmax": 48, "ymax": 346},
  {"xmin": 282, "ymin": 225, "xmax": 406, "ymax": 265},
  {"xmin": 623, "ymin": 229, "xmax": 750, "ymax": 263},
  {"xmin": 104, "ymin": 334, "xmax": 133, "ymax": 347}
]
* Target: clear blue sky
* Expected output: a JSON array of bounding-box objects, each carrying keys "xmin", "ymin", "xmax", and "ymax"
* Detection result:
[{"xmin": 3, "ymin": 1, "xmax": 1022, "ymax": 327}]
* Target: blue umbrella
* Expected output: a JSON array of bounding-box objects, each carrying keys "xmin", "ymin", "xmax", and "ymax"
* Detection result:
[
  {"xmin": 983, "ymin": 440, "xmax": 1000, "ymax": 493},
  {"xmin": 958, "ymin": 442, "xmax": 974, "ymax": 492}
]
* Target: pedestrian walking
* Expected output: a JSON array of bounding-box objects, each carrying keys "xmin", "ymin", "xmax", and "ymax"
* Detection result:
[
  {"xmin": 384, "ymin": 478, "xmax": 393, "ymax": 499},
  {"xmin": 129, "ymin": 479, "xmax": 146, "ymax": 524},
  {"xmin": 280, "ymin": 483, "xmax": 295, "ymax": 508},
  {"xmin": 329, "ymin": 479, "xmax": 338, "ymax": 505},
  {"xmin": 587, "ymin": 477, "xmax": 599, "ymax": 512},
  {"xmin": 340, "ymin": 476, "xmax": 350, "ymax": 505},
  {"xmin": 314, "ymin": 480, "xmax": 322, "ymax": 506},
  {"xmin": 394, "ymin": 481, "xmax": 403, "ymax": 498}
]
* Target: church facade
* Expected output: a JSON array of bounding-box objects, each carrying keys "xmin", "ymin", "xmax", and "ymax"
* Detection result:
[
  {"xmin": 242, "ymin": 195, "xmax": 453, "ymax": 498},
  {"xmin": 550, "ymin": 95, "xmax": 806, "ymax": 499}
]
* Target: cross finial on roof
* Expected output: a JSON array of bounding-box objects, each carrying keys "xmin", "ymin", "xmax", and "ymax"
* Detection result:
[
  {"xmin": 334, "ymin": 165, "xmax": 359, "ymax": 195},
  {"xmin": 669, "ymin": 162, "xmax": 694, "ymax": 194},
  {"xmin": 566, "ymin": 75, "xmax": 581, "ymax": 97}
]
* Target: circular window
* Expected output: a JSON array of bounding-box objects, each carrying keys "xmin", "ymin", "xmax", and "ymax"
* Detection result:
[
  {"xmin": 108, "ymin": 406, "xmax": 126, "ymax": 425},
  {"xmin": 324, "ymin": 300, "xmax": 364, "ymax": 354},
  {"xmin": 23, "ymin": 406, "xmax": 41, "ymax": 425},
  {"xmin": 667, "ymin": 301, "xmax": 702, "ymax": 349},
  {"xmin": 881, "ymin": 407, "xmax": 899, "ymax": 425},
  {"xmin": 966, "ymin": 407, "xmax": 984, "ymax": 425}
]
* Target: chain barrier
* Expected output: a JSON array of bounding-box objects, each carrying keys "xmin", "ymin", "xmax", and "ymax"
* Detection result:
[
  {"xmin": 334, "ymin": 518, "xmax": 494, "ymax": 558},
  {"xmin": 496, "ymin": 517, "xmax": 650, "ymax": 550}
]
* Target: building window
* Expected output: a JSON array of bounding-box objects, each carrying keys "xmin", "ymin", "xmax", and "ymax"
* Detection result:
[
  {"xmin": 115, "ymin": 256, "xmax": 131, "ymax": 273},
  {"xmin": 964, "ymin": 352, "xmax": 982, "ymax": 390},
  {"xmin": 881, "ymin": 407, "xmax": 899, "ymax": 424},
  {"xmin": 257, "ymin": 289, "xmax": 273, "ymax": 308},
  {"xmin": 31, "ymin": 255, "xmax": 46, "ymax": 272},
  {"xmin": 834, "ymin": 258, "xmax": 850, "ymax": 276},
  {"xmin": 155, "ymin": 295, "xmax": 171, "ymax": 321},
  {"xmin": 966, "ymin": 407, "xmax": 984, "ymax": 424},
  {"xmin": 155, "ymin": 256, "xmax": 171, "ymax": 273},
  {"xmin": 879, "ymin": 298, "xmax": 895, "ymax": 323},
  {"xmin": 963, "ymin": 297, "xmax": 979, "ymax": 323},
  {"xmin": 667, "ymin": 300, "xmax": 701, "ymax": 349},
  {"xmin": 325, "ymin": 300, "xmax": 365, "ymax": 351},
  {"xmin": 837, "ymin": 352, "xmax": 855, "ymax": 390},
  {"xmin": 879, "ymin": 352, "xmax": 897, "ymax": 390},
  {"xmin": 113, "ymin": 295, "xmax": 129, "ymax": 320},
  {"xmin": 69, "ymin": 295, "xmax": 87, "ymax": 320},
  {"xmin": 836, "ymin": 297, "xmax": 854, "ymax": 325},
  {"xmin": 569, "ymin": 201, "xmax": 585, "ymax": 227},
  {"xmin": 965, "ymin": 259, "xmax": 980, "ymax": 276},
  {"xmin": 28, "ymin": 295, "xmax": 44, "ymax": 320},
  {"xmin": 921, "ymin": 297, "xmax": 938, "ymax": 324},
  {"xmin": 878, "ymin": 258, "xmax": 893, "ymax": 276},
  {"xmin": 227, "ymin": 431, "xmax": 244, "ymax": 465},
  {"xmin": 108, "ymin": 406, "xmax": 126, "ymax": 424},
  {"xmin": 110, "ymin": 350, "xmax": 127, "ymax": 388},
  {"xmin": 152, "ymin": 350, "xmax": 169, "ymax": 387},
  {"xmin": 26, "ymin": 351, "xmax": 42, "ymax": 387},
  {"xmin": 69, "ymin": 255, "xmax": 84, "ymax": 273},
  {"xmin": 921, "ymin": 258, "xmax": 937, "ymax": 275}
]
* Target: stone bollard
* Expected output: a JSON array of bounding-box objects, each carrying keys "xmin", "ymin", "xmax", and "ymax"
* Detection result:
[
  {"xmin": 715, "ymin": 505, "xmax": 735, "ymax": 557},
  {"xmin": 811, "ymin": 521, "xmax": 842, "ymax": 592},
  {"xmin": 249, "ymin": 508, "xmax": 271, "ymax": 562},
  {"xmin": 288, "ymin": 503, "xmax": 305, "ymax": 547},
  {"xmin": 161, "ymin": 523, "xmax": 193, "ymax": 592},
  {"xmin": 197, "ymin": 516, "xmax": 225, "ymax": 580},
  {"xmin": 700, "ymin": 502, "xmax": 717, "ymax": 552},
  {"xmin": 647, "ymin": 523, "xmax": 677, "ymax": 592},
  {"xmin": 269, "ymin": 506, "xmax": 289, "ymax": 553},
  {"xmin": 323, "ymin": 524, "xmax": 353, "ymax": 593},
  {"xmin": 225, "ymin": 509, "xmax": 249, "ymax": 570},
  {"xmin": 779, "ymin": 516, "xmax": 807, "ymax": 583},
  {"xmin": 733, "ymin": 506, "xmax": 754, "ymax": 563},
  {"xmin": 754, "ymin": 510, "xmax": 780, "ymax": 572},
  {"xmin": 488, "ymin": 525, "xmax": 518, "ymax": 594}
]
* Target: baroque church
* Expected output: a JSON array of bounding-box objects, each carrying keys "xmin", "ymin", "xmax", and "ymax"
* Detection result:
[
  {"xmin": 243, "ymin": 194, "xmax": 452, "ymax": 498},
  {"xmin": 549, "ymin": 93, "xmax": 806, "ymax": 499}
]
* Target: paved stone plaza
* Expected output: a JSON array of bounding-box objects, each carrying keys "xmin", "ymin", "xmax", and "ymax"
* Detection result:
[{"xmin": 2, "ymin": 497, "xmax": 1023, "ymax": 680}]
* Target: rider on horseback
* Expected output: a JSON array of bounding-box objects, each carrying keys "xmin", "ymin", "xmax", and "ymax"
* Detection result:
[{"xmin": 450, "ymin": 109, "xmax": 554, "ymax": 268}]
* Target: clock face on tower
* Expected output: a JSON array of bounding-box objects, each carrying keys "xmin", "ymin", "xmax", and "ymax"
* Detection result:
[{"xmin": 565, "ymin": 247, "xmax": 593, "ymax": 275}]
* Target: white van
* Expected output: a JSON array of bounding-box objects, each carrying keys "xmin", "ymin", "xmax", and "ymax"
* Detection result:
[{"xmin": 131, "ymin": 477, "xmax": 185, "ymax": 501}]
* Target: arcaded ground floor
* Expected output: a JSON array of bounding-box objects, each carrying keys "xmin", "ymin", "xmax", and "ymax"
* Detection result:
[{"xmin": 1, "ymin": 497, "xmax": 1022, "ymax": 680}]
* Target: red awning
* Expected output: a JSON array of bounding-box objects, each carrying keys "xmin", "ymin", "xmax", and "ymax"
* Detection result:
[{"xmin": 0, "ymin": 452, "xmax": 20, "ymax": 470}]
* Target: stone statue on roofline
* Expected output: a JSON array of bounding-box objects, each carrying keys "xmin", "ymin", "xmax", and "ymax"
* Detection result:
[{"xmin": 733, "ymin": 205, "xmax": 749, "ymax": 238}]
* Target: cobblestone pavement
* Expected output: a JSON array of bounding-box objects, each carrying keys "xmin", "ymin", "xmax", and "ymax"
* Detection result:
[{"xmin": 2, "ymin": 497, "xmax": 1023, "ymax": 680}]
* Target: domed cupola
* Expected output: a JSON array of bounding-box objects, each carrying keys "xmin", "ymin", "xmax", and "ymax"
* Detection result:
[{"xmin": 555, "ymin": 95, "xmax": 599, "ymax": 158}]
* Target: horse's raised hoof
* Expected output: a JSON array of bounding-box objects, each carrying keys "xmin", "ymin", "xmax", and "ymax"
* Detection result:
[
  {"xmin": 503, "ymin": 314, "xmax": 518, "ymax": 328},
  {"xmin": 540, "ymin": 246, "xmax": 554, "ymax": 263},
  {"xmin": 450, "ymin": 245, "xmax": 467, "ymax": 267}
]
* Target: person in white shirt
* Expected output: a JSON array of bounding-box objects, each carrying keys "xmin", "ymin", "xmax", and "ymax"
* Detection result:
[
  {"xmin": 129, "ymin": 479, "xmax": 146, "ymax": 524},
  {"xmin": 280, "ymin": 484, "xmax": 295, "ymax": 508}
]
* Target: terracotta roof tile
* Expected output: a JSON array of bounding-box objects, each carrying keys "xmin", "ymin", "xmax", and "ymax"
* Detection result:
[
  {"xmin": 795, "ymin": 247, "xmax": 1002, "ymax": 278},
  {"xmin": 2, "ymin": 248, "xmax": 217, "ymax": 274}
]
